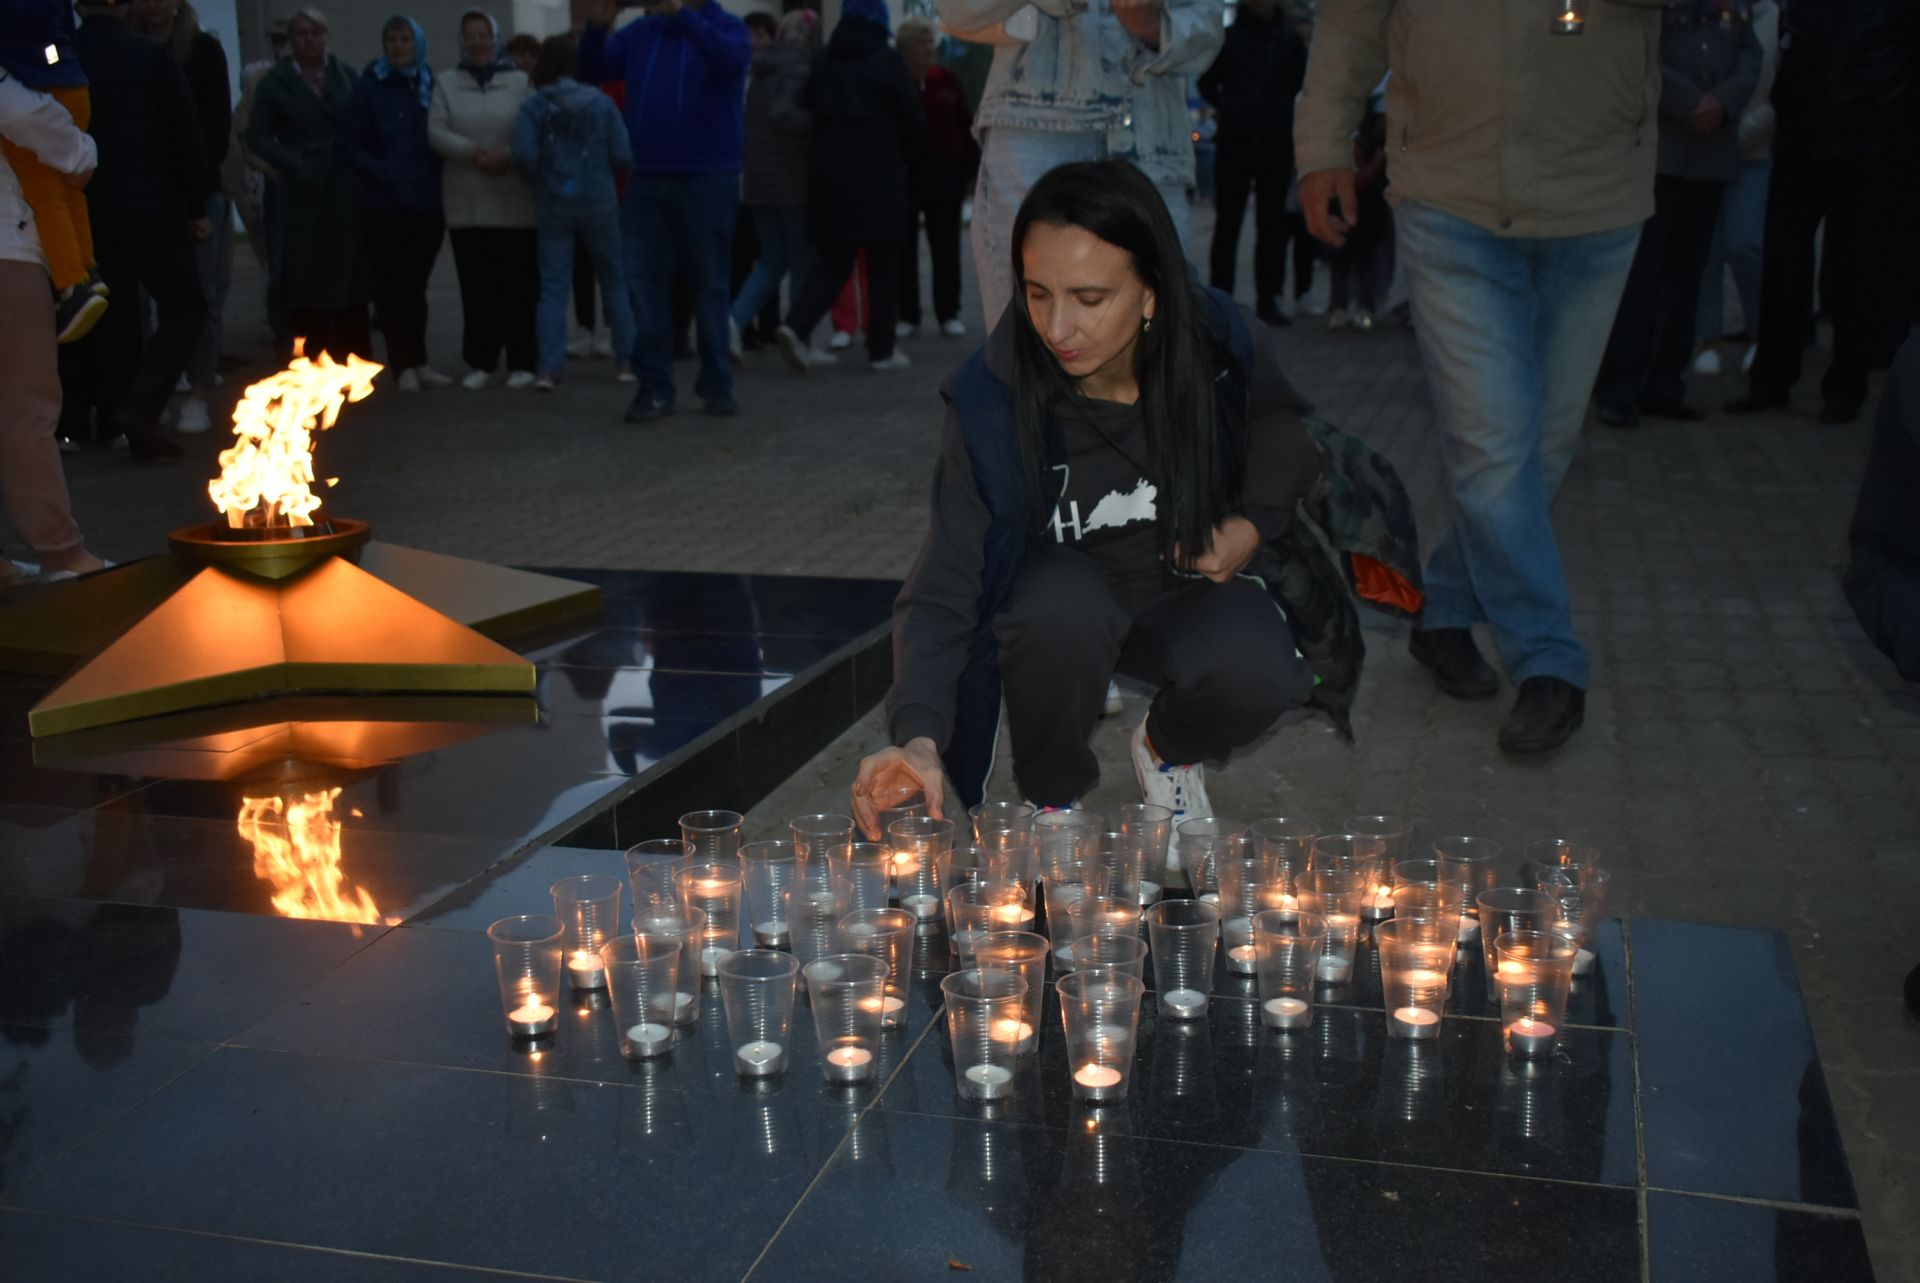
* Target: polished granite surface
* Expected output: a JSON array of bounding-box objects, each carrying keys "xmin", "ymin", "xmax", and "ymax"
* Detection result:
[{"xmin": 0, "ymin": 572, "xmax": 1870, "ymax": 1279}]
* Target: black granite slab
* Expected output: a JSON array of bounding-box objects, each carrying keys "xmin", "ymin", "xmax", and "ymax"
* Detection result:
[{"xmin": 1646, "ymin": 1192, "xmax": 1874, "ymax": 1281}]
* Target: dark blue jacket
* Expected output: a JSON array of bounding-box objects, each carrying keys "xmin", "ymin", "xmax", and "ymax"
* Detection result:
[
  {"xmin": 344, "ymin": 57, "xmax": 442, "ymax": 212},
  {"xmin": 0, "ymin": 0, "xmax": 84, "ymax": 89},
  {"xmin": 576, "ymin": 2, "xmax": 751, "ymax": 175}
]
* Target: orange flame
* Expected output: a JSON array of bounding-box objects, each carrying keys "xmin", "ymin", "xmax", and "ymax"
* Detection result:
[
  {"xmin": 240, "ymin": 786, "xmax": 389, "ymax": 926},
  {"xmin": 209, "ymin": 340, "xmax": 382, "ymax": 530}
]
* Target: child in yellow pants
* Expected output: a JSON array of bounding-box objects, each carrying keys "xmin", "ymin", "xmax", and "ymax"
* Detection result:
[{"xmin": 0, "ymin": 0, "xmax": 108, "ymax": 342}]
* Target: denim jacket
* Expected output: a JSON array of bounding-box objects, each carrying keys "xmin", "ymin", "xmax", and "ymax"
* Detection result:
[
  {"xmin": 511, "ymin": 77, "xmax": 631, "ymax": 212},
  {"xmin": 935, "ymin": 0, "xmax": 1223, "ymax": 188}
]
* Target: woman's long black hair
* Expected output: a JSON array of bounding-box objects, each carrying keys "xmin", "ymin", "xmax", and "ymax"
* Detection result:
[{"xmin": 1008, "ymin": 159, "xmax": 1235, "ymax": 569}]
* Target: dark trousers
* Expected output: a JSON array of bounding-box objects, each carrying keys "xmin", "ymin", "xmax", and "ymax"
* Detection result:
[
  {"xmin": 69, "ymin": 221, "xmax": 206, "ymax": 438},
  {"xmin": 1209, "ymin": 141, "xmax": 1293, "ymax": 307},
  {"xmin": 900, "ymin": 192, "xmax": 963, "ymax": 325},
  {"xmin": 1749, "ymin": 150, "xmax": 1901, "ymax": 408},
  {"xmin": 993, "ymin": 544, "xmax": 1313, "ymax": 805},
  {"xmin": 448, "ymin": 226, "xmax": 538, "ymax": 374},
  {"xmin": 788, "ymin": 239, "xmax": 900, "ymax": 361},
  {"xmin": 572, "ymin": 230, "xmax": 596, "ymax": 329},
  {"xmin": 287, "ymin": 307, "xmax": 372, "ymax": 364},
  {"xmin": 1597, "ymin": 174, "xmax": 1725, "ymax": 411},
  {"xmin": 364, "ymin": 207, "xmax": 443, "ymax": 372}
]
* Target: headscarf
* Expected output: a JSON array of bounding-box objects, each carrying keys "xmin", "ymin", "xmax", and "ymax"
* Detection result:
[
  {"xmin": 456, "ymin": 8, "xmax": 514, "ymax": 85},
  {"xmin": 776, "ymin": 8, "xmax": 818, "ymax": 51},
  {"xmin": 368, "ymin": 14, "xmax": 434, "ymax": 110},
  {"xmin": 840, "ymin": 0, "xmax": 890, "ymax": 34}
]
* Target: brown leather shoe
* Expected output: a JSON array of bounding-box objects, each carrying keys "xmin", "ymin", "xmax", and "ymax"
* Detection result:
[
  {"xmin": 1409, "ymin": 628, "xmax": 1499, "ymax": 700},
  {"xmin": 1498, "ymin": 677, "xmax": 1586, "ymax": 754}
]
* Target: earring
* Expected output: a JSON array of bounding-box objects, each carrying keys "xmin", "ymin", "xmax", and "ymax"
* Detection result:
[{"xmin": 1142, "ymin": 316, "xmax": 1153, "ymax": 333}]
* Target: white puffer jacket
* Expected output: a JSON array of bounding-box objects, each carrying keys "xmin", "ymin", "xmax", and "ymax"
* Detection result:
[
  {"xmin": 0, "ymin": 70, "xmax": 97, "ymax": 269},
  {"xmin": 428, "ymin": 66, "xmax": 536, "ymax": 229}
]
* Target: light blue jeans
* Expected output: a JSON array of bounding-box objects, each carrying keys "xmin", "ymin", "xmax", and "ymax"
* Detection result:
[
  {"xmin": 537, "ymin": 202, "xmax": 635, "ymax": 377},
  {"xmin": 971, "ymin": 126, "xmax": 1191, "ymax": 328},
  {"xmin": 1395, "ymin": 199, "xmax": 1640, "ymax": 689},
  {"xmin": 732, "ymin": 204, "xmax": 808, "ymax": 333},
  {"xmin": 1695, "ymin": 155, "xmax": 1771, "ymax": 344}
]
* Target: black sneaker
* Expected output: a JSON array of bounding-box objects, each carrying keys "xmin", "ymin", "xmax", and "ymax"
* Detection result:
[
  {"xmin": 1498, "ymin": 677, "xmax": 1586, "ymax": 754},
  {"xmin": 1409, "ymin": 627, "xmax": 1500, "ymax": 700},
  {"xmin": 55, "ymin": 285, "xmax": 108, "ymax": 344},
  {"xmin": 624, "ymin": 388, "xmax": 673, "ymax": 423}
]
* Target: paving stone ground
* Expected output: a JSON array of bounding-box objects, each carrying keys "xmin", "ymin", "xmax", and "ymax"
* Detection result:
[{"xmin": 25, "ymin": 207, "xmax": 1919, "ymax": 1278}]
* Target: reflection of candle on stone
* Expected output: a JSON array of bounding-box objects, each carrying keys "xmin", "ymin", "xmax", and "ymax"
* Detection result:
[
  {"xmin": 1160, "ymin": 987, "xmax": 1208, "ymax": 1020},
  {"xmin": 1391, "ymin": 1005, "xmax": 1442, "ymax": 1039},
  {"xmin": 567, "ymin": 949, "xmax": 606, "ymax": 990},
  {"xmin": 1072, "ymin": 1062, "xmax": 1124, "ymax": 1101},
  {"xmin": 625, "ymin": 1020, "xmax": 673, "ymax": 1058},
  {"xmin": 962, "ymin": 1063, "xmax": 1013, "ymax": 1099},
  {"xmin": 507, "ymin": 998, "xmax": 556, "ymax": 1037},
  {"xmin": 1507, "ymin": 1016, "xmax": 1556, "ymax": 1058},
  {"xmin": 1262, "ymin": 996, "xmax": 1310, "ymax": 1030},
  {"xmin": 734, "ymin": 1039, "xmax": 786, "ymax": 1077},
  {"xmin": 824, "ymin": 1045, "xmax": 876, "ymax": 1083}
]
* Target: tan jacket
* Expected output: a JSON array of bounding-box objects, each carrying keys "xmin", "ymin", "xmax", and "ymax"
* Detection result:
[
  {"xmin": 428, "ymin": 66, "xmax": 535, "ymax": 230},
  {"xmin": 1295, "ymin": 0, "xmax": 1663, "ymax": 238}
]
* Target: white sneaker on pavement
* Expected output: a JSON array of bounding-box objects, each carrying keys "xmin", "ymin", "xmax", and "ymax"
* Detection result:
[
  {"xmin": 728, "ymin": 318, "xmax": 744, "ymax": 364},
  {"xmin": 395, "ymin": 368, "xmax": 422, "ymax": 393},
  {"xmin": 414, "ymin": 365, "xmax": 453, "ymax": 388},
  {"xmin": 828, "ymin": 331, "xmax": 853, "ymax": 351},
  {"xmin": 461, "ymin": 369, "xmax": 492, "ymax": 390},
  {"xmin": 533, "ymin": 375, "xmax": 558, "ymax": 392},
  {"xmin": 1692, "ymin": 347, "xmax": 1722, "ymax": 376},
  {"xmin": 1742, "ymin": 343, "xmax": 1756, "ymax": 373},
  {"xmin": 941, "ymin": 318, "xmax": 967, "ymax": 337},
  {"xmin": 615, "ymin": 363, "xmax": 638, "ymax": 383},
  {"xmin": 871, "ymin": 351, "xmax": 911, "ymax": 371},
  {"xmin": 1130, "ymin": 716, "xmax": 1212, "ymax": 864},
  {"xmin": 175, "ymin": 399, "xmax": 213, "ymax": 432},
  {"xmin": 1102, "ymin": 679, "xmax": 1124, "ymax": 717},
  {"xmin": 776, "ymin": 324, "xmax": 837, "ymax": 374},
  {"xmin": 591, "ymin": 330, "xmax": 614, "ymax": 359},
  {"xmin": 505, "ymin": 370, "xmax": 537, "ymax": 390},
  {"xmin": 567, "ymin": 325, "xmax": 592, "ymax": 359},
  {"xmin": 894, "ymin": 320, "xmax": 916, "ymax": 339}
]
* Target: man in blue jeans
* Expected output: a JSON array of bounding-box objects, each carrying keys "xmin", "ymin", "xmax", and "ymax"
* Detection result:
[
  {"xmin": 1295, "ymin": 0, "xmax": 1662, "ymax": 754},
  {"xmin": 580, "ymin": 0, "xmax": 750, "ymax": 420}
]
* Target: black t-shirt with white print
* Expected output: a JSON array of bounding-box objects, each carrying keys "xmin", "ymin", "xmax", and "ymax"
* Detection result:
[{"xmin": 1047, "ymin": 397, "xmax": 1170, "ymax": 598}]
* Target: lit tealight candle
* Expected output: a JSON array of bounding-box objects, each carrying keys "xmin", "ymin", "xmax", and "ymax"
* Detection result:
[
  {"xmin": 1138, "ymin": 880, "xmax": 1163, "ymax": 907},
  {"xmin": 1316, "ymin": 954, "xmax": 1352, "ymax": 984},
  {"xmin": 507, "ymin": 998, "xmax": 557, "ymax": 1037},
  {"xmin": 671, "ymin": 990, "xmax": 697, "ymax": 1025},
  {"xmin": 734, "ymin": 1039, "xmax": 787, "ymax": 1077},
  {"xmin": 1160, "ymin": 987, "xmax": 1208, "ymax": 1020},
  {"xmin": 989, "ymin": 903, "xmax": 1033, "ymax": 927},
  {"xmin": 900, "ymin": 893, "xmax": 940, "ymax": 920},
  {"xmin": 1072, "ymin": 1062, "xmax": 1124, "ymax": 1101},
  {"xmin": 1225, "ymin": 944, "xmax": 1258, "ymax": 975},
  {"xmin": 962, "ymin": 1062, "xmax": 1014, "ymax": 1099},
  {"xmin": 1262, "ymin": 996, "xmax": 1310, "ymax": 1030},
  {"xmin": 991, "ymin": 1017, "xmax": 1037, "ymax": 1055},
  {"xmin": 1456, "ymin": 914, "xmax": 1480, "ymax": 944},
  {"xmin": 753, "ymin": 919, "xmax": 790, "ymax": 949},
  {"xmin": 1391, "ymin": 1005, "xmax": 1442, "ymax": 1040},
  {"xmin": 1507, "ymin": 1016, "xmax": 1557, "ymax": 1059},
  {"xmin": 700, "ymin": 944, "xmax": 731, "ymax": 977},
  {"xmin": 567, "ymin": 949, "xmax": 607, "ymax": 990},
  {"xmin": 625, "ymin": 1020, "xmax": 674, "ymax": 1058},
  {"xmin": 859, "ymin": 993, "xmax": 908, "ymax": 1028},
  {"xmin": 824, "ymin": 1045, "xmax": 876, "ymax": 1083}
]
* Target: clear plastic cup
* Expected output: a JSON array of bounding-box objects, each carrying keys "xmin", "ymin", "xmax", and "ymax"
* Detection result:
[
  {"xmin": 946, "ymin": 880, "xmax": 1031, "ymax": 962},
  {"xmin": 1394, "ymin": 858, "xmax": 1471, "ymax": 945},
  {"xmin": 888, "ymin": 816, "xmax": 955, "ymax": 921},
  {"xmin": 1492, "ymin": 930, "xmax": 1577, "ymax": 1059},
  {"xmin": 1253, "ymin": 909, "xmax": 1325, "ymax": 1031},
  {"xmin": 489, "ymin": 914, "xmax": 563, "ymax": 1039},
  {"xmin": 942, "ymin": 968, "xmax": 1027, "ymax": 1101},
  {"xmin": 551, "ymin": 874, "xmax": 624, "ymax": 992},
  {"xmin": 938, "ymin": 844, "xmax": 1012, "ymax": 896},
  {"xmin": 1476, "ymin": 886, "xmax": 1558, "ymax": 1001},
  {"xmin": 1432, "ymin": 835, "xmax": 1501, "ymax": 944},
  {"xmin": 1033, "ymin": 810, "xmax": 1102, "ymax": 877},
  {"xmin": 1114, "ymin": 802, "xmax": 1175, "ymax": 904},
  {"xmin": 873, "ymin": 785, "xmax": 926, "ymax": 842},
  {"xmin": 1213, "ymin": 836, "xmax": 1267, "ymax": 976},
  {"xmin": 979, "ymin": 831, "xmax": 1039, "ymax": 892},
  {"xmin": 1376, "ymin": 918, "xmax": 1453, "ymax": 1040},
  {"xmin": 717, "ymin": 949, "xmax": 799, "ymax": 1078},
  {"xmin": 1068, "ymin": 932, "xmax": 1148, "ymax": 982},
  {"xmin": 835, "ymin": 907, "xmax": 914, "ymax": 1031},
  {"xmin": 1298, "ymin": 868, "xmax": 1364, "ymax": 985},
  {"xmin": 632, "ymin": 905, "xmax": 704, "ymax": 1025},
  {"xmin": 1315, "ymin": 832, "xmax": 1392, "ymax": 920},
  {"xmin": 1078, "ymin": 831, "xmax": 1146, "ymax": 905},
  {"xmin": 601, "ymin": 933, "xmax": 682, "ymax": 1059},
  {"xmin": 740, "ymin": 839, "xmax": 802, "ymax": 949},
  {"xmin": 672, "ymin": 861, "xmax": 743, "ymax": 977},
  {"xmin": 1145, "ymin": 898, "xmax": 1220, "ymax": 1021},
  {"xmin": 1175, "ymin": 816, "xmax": 1242, "ymax": 891},
  {"xmin": 1066, "ymin": 893, "xmax": 1139, "ymax": 954},
  {"xmin": 789, "ymin": 812, "xmax": 855, "ymax": 863},
  {"xmin": 783, "ymin": 861, "xmax": 850, "ymax": 967},
  {"xmin": 804, "ymin": 953, "xmax": 888, "ymax": 1084},
  {"xmin": 969, "ymin": 801, "xmax": 1036, "ymax": 841},
  {"xmin": 679, "ymin": 809, "xmax": 745, "ymax": 861},
  {"xmin": 1249, "ymin": 816, "xmax": 1317, "ymax": 908},
  {"xmin": 1041, "ymin": 849, "xmax": 1103, "ymax": 971},
  {"xmin": 973, "ymin": 931, "xmax": 1050, "ymax": 1058},
  {"xmin": 1388, "ymin": 881, "xmax": 1460, "ymax": 945},
  {"xmin": 1534, "ymin": 864, "xmax": 1610, "ymax": 976},
  {"xmin": 827, "ymin": 841, "xmax": 893, "ymax": 914},
  {"xmin": 624, "ymin": 838, "xmax": 691, "ymax": 916},
  {"xmin": 1058, "ymin": 970, "xmax": 1145, "ymax": 1103}
]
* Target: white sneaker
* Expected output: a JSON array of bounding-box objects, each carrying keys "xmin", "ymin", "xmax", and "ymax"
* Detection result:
[
  {"xmin": 567, "ymin": 325, "xmax": 592, "ymax": 359},
  {"xmin": 894, "ymin": 320, "xmax": 916, "ymax": 339},
  {"xmin": 1327, "ymin": 308, "xmax": 1350, "ymax": 331},
  {"xmin": 461, "ymin": 369, "xmax": 492, "ymax": 390},
  {"xmin": 960, "ymin": 198, "xmax": 973, "ymax": 227},
  {"xmin": 174, "ymin": 372, "xmax": 191, "ymax": 394},
  {"xmin": 871, "ymin": 351, "xmax": 911, "ymax": 371},
  {"xmin": 175, "ymin": 399, "xmax": 213, "ymax": 432},
  {"xmin": 828, "ymin": 331, "xmax": 853, "ymax": 351},
  {"xmin": 395, "ymin": 368, "xmax": 422, "ymax": 393},
  {"xmin": 533, "ymin": 375, "xmax": 558, "ymax": 392},
  {"xmin": 615, "ymin": 362, "xmax": 638, "ymax": 384},
  {"xmin": 591, "ymin": 330, "xmax": 614, "ymax": 359},
  {"xmin": 1692, "ymin": 347, "xmax": 1722, "ymax": 376},
  {"xmin": 413, "ymin": 365, "xmax": 453, "ymax": 388},
  {"xmin": 505, "ymin": 370, "xmax": 537, "ymax": 391},
  {"xmin": 1742, "ymin": 343, "xmax": 1756, "ymax": 373},
  {"xmin": 775, "ymin": 324, "xmax": 837, "ymax": 374},
  {"xmin": 1353, "ymin": 309, "xmax": 1375, "ymax": 332},
  {"xmin": 1130, "ymin": 716, "xmax": 1212, "ymax": 851},
  {"xmin": 728, "ymin": 318, "xmax": 744, "ymax": 364},
  {"xmin": 941, "ymin": 318, "xmax": 967, "ymax": 337},
  {"xmin": 1102, "ymin": 679, "xmax": 1124, "ymax": 717}
]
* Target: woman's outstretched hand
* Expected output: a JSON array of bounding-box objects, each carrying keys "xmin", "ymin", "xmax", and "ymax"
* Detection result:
[
  {"xmin": 852, "ymin": 737, "xmax": 946, "ymax": 840},
  {"xmin": 1176, "ymin": 514, "xmax": 1261, "ymax": 583}
]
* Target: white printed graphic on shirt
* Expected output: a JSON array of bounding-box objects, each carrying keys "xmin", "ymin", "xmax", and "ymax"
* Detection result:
[{"xmin": 1049, "ymin": 464, "xmax": 1158, "ymax": 543}]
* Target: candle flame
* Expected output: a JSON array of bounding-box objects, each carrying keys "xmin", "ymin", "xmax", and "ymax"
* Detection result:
[{"xmin": 208, "ymin": 340, "xmax": 381, "ymax": 530}]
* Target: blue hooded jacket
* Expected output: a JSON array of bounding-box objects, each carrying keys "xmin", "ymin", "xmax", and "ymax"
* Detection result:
[
  {"xmin": 343, "ymin": 15, "xmax": 443, "ymax": 211},
  {"xmin": 512, "ymin": 77, "xmax": 631, "ymax": 212},
  {"xmin": 576, "ymin": 1, "xmax": 751, "ymax": 175}
]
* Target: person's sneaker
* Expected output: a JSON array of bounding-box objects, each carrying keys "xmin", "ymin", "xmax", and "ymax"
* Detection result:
[
  {"xmin": 54, "ymin": 285, "xmax": 108, "ymax": 344},
  {"xmin": 1692, "ymin": 347, "xmax": 1722, "ymax": 376},
  {"xmin": 0, "ymin": 559, "xmax": 38, "ymax": 588},
  {"xmin": 1130, "ymin": 716, "xmax": 1212, "ymax": 840},
  {"xmin": 86, "ymin": 267, "xmax": 109, "ymax": 297},
  {"xmin": 175, "ymin": 399, "xmax": 213, "ymax": 432},
  {"xmin": 828, "ymin": 330, "xmax": 853, "ymax": 351},
  {"xmin": 624, "ymin": 387, "xmax": 673, "ymax": 423},
  {"xmin": 775, "ymin": 324, "xmax": 835, "ymax": 375},
  {"xmin": 414, "ymin": 365, "xmax": 453, "ymax": 388},
  {"xmin": 533, "ymin": 375, "xmax": 558, "ymax": 392},
  {"xmin": 461, "ymin": 369, "xmax": 492, "ymax": 390},
  {"xmin": 1498, "ymin": 677, "xmax": 1586, "ymax": 754},
  {"xmin": 1102, "ymin": 679, "xmax": 1124, "ymax": 717},
  {"xmin": 1408, "ymin": 627, "xmax": 1499, "ymax": 700},
  {"xmin": 396, "ymin": 368, "xmax": 423, "ymax": 393},
  {"xmin": 567, "ymin": 325, "xmax": 593, "ymax": 359},
  {"xmin": 615, "ymin": 363, "xmax": 638, "ymax": 384},
  {"xmin": 1742, "ymin": 343, "xmax": 1756, "ymax": 373},
  {"xmin": 505, "ymin": 370, "xmax": 537, "ymax": 391},
  {"xmin": 591, "ymin": 329, "xmax": 614, "ymax": 359},
  {"xmin": 941, "ymin": 318, "xmax": 967, "ymax": 337},
  {"xmin": 174, "ymin": 372, "xmax": 192, "ymax": 393},
  {"xmin": 895, "ymin": 320, "xmax": 916, "ymax": 339},
  {"xmin": 728, "ymin": 318, "xmax": 744, "ymax": 364},
  {"xmin": 1353, "ymin": 309, "xmax": 1376, "ymax": 332},
  {"xmin": 1327, "ymin": 308, "xmax": 1350, "ymax": 331},
  {"xmin": 871, "ymin": 351, "xmax": 912, "ymax": 372}
]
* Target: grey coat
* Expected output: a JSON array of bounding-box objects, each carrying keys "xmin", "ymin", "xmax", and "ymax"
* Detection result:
[
  {"xmin": 1656, "ymin": 0, "xmax": 1763, "ymax": 181},
  {"xmin": 741, "ymin": 43, "xmax": 811, "ymax": 209}
]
